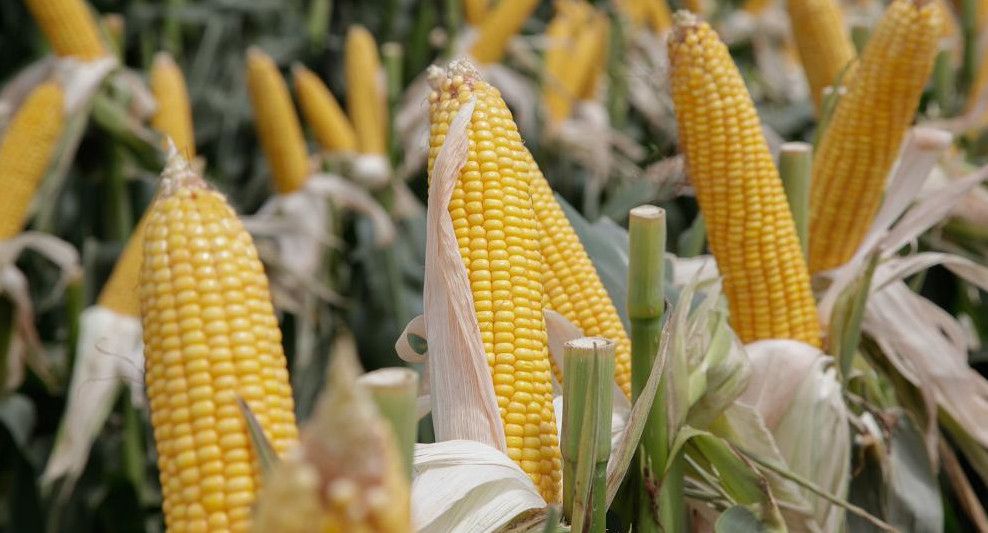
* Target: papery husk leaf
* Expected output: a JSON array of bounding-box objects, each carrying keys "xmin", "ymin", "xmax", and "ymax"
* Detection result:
[
  {"xmin": 939, "ymin": 439, "xmax": 988, "ymax": 531},
  {"xmin": 422, "ymin": 95, "xmax": 505, "ymax": 451},
  {"xmin": 396, "ymin": 314, "xmax": 428, "ymax": 364},
  {"xmin": 688, "ymin": 316, "xmax": 751, "ymax": 429},
  {"xmin": 412, "ymin": 440, "xmax": 545, "ymax": 533},
  {"xmin": 306, "ymin": 173, "xmax": 397, "ymax": 246},
  {"xmin": 42, "ymin": 307, "xmax": 143, "ymax": 490},
  {"xmin": 544, "ymin": 309, "xmax": 631, "ymax": 408},
  {"xmin": 54, "ymin": 56, "xmax": 117, "ymax": 116}
]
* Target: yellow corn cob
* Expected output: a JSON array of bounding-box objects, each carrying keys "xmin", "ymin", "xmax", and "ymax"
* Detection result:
[
  {"xmin": 97, "ymin": 216, "xmax": 147, "ymax": 317},
  {"xmin": 544, "ymin": 9, "xmax": 607, "ymax": 122},
  {"xmin": 527, "ymin": 153, "xmax": 633, "ymax": 397},
  {"xmin": 668, "ymin": 13, "xmax": 821, "ymax": 347},
  {"xmin": 292, "ymin": 64, "xmax": 359, "ymax": 153},
  {"xmin": 575, "ymin": 14, "xmax": 609, "ymax": 100},
  {"xmin": 617, "ymin": 0, "xmax": 649, "ymax": 25},
  {"xmin": 469, "ymin": 0, "xmax": 541, "ymax": 64},
  {"xmin": 345, "ymin": 26, "xmax": 388, "ymax": 155},
  {"xmin": 24, "ymin": 0, "xmax": 106, "ymax": 60},
  {"xmin": 742, "ymin": 0, "xmax": 775, "ymax": 14},
  {"xmin": 427, "ymin": 62, "xmax": 562, "ymax": 502},
  {"xmin": 464, "ymin": 0, "xmax": 489, "ymax": 25},
  {"xmin": 151, "ymin": 52, "xmax": 196, "ymax": 159},
  {"xmin": 246, "ymin": 48, "xmax": 310, "ymax": 195},
  {"xmin": 934, "ymin": 0, "xmax": 959, "ymax": 37},
  {"xmin": 644, "ymin": 0, "xmax": 673, "ymax": 33},
  {"xmin": 543, "ymin": 4, "xmax": 579, "ymax": 123},
  {"xmin": 809, "ymin": 0, "xmax": 941, "ymax": 273},
  {"xmin": 0, "ymin": 82, "xmax": 64, "ymax": 240},
  {"xmin": 141, "ymin": 150, "xmax": 299, "ymax": 533},
  {"xmin": 786, "ymin": 0, "xmax": 857, "ymax": 111}
]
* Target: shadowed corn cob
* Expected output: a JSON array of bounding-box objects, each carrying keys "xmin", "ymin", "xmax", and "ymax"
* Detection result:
[
  {"xmin": 644, "ymin": 0, "xmax": 673, "ymax": 32},
  {"xmin": 527, "ymin": 151, "xmax": 633, "ymax": 398},
  {"xmin": 808, "ymin": 0, "xmax": 941, "ymax": 273},
  {"xmin": 427, "ymin": 62, "xmax": 562, "ymax": 503},
  {"xmin": 668, "ymin": 13, "xmax": 821, "ymax": 347},
  {"xmin": 141, "ymin": 151, "xmax": 299, "ymax": 533},
  {"xmin": 786, "ymin": 0, "xmax": 857, "ymax": 111},
  {"xmin": 543, "ymin": 9, "xmax": 607, "ymax": 122},
  {"xmin": 246, "ymin": 48, "xmax": 310, "ymax": 195},
  {"xmin": 464, "ymin": 0, "xmax": 489, "ymax": 26},
  {"xmin": 0, "ymin": 82, "xmax": 64, "ymax": 239},
  {"xmin": 97, "ymin": 216, "xmax": 147, "ymax": 317},
  {"xmin": 151, "ymin": 52, "xmax": 196, "ymax": 158},
  {"xmin": 24, "ymin": 0, "xmax": 106, "ymax": 60},
  {"xmin": 346, "ymin": 26, "xmax": 388, "ymax": 155},
  {"xmin": 292, "ymin": 63, "xmax": 358, "ymax": 153},
  {"xmin": 470, "ymin": 0, "xmax": 541, "ymax": 64}
]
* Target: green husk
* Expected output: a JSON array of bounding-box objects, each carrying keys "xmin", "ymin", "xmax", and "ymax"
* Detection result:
[{"xmin": 778, "ymin": 142, "xmax": 812, "ymax": 258}]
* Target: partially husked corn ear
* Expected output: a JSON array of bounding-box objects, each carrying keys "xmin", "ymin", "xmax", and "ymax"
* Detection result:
[
  {"xmin": 292, "ymin": 64, "xmax": 358, "ymax": 153},
  {"xmin": 786, "ymin": 0, "xmax": 857, "ymax": 111},
  {"xmin": 427, "ymin": 62, "xmax": 562, "ymax": 503},
  {"xmin": 464, "ymin": 0, "xmax": 489, "ymax": 26},
  {"xmin": 246, "ymin": 48, "xmax": 310, "ymax": 195},
  {"xmin": 151, "ymin": 52, "xmax": 196, "ymax": 158},
  {"xmin": 809, "ymin": 0, "xmax": 941, "ymax": 273},
  {"xmin": 470, "ymin": 0, "xmax": 541, "ymax": 64},
  {"xmin": 346, "ymin": 26, "xmax": 388, "ymax": 155},
  {"xmin": 0, "ymin": 82, "xmax": 64, "ymax": 239},
  {"xmin": 527, "ymin": 151, "xmax": 633, "ymax": 398},
  {"xmin": 97, "ymin": 215, "xmax": 147, "ymax": 317},
  {"xmin": 668, "ymin": 13, "xmax": 821, "ymax": 347},
  {"xmin": 24, "ymin": 0, "xmax": 106, "ymax": 60},
  {"xmin": 141, "ymin": 151, "xmax": 299, "ymax": 533}
]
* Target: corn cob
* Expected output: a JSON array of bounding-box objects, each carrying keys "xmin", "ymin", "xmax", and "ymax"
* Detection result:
[
  {"xmin": 644, "ymin": 0, "xmax": 674, "ymax": 33},
  {"xmin": 527, "ymin": 152, "xmax": 633, "ymax": 397},
  {"xmin": 543, "ymin": 4, "xmax": 579, "ymax": 123},
  {"xmin": 427, "ymin": 62, "xmax": 562, "ymax": 502},
  {"xmin": 0, "ymin": 82, "xmax": 64, "ymax": 240},
  {"xmin": 141, "ymin": 150, "xmax": 299, "ymax": 533},
  {"xmin": 469, "ymin": 0, "xmax": 541, "ymax": 64},
  {"xmin": 292, "ymin": 64, "xmax": 359, "ymax": 153},
  {"xmin": 786, "ymin": 0, "xmax": 857, "ymax": 111},
  {"xmin": 97, "ymin": 216, "xmax": 147, "ymax": 317},
  {"xmin": 24, "ymin": 0, "xmax": 106, "ymax": 60},
  {"xmin": 668, "ymin": 13, "xmax": 821, "ymax": 347},
  {"xmin": 809, "ymin": 0, "xmax": 942, "ymax": 273},
  {"xmin": 151, "ymin": 52, "xmax": 196, "ymax": 158},
  {"xmin": 246, "ymin": 48, "xmax": 310, "ymax": 195},
  {"xmin": 575, "ymin": 13, "xmax": 609, "ymax": 100},
  {"xmin": 464, "ymin": 0, "xmax": 489, "ymax": 26},
  {"xmin": 934, "ymin": 0, "xmax": 959, "ymax": 37},
  {"xmin": 345, "ymin": 26, "xmax": 388, "ymax": 155},
  {"xmin": 617, "ymin": 0, "xmax": 649, "ymax": 25}
]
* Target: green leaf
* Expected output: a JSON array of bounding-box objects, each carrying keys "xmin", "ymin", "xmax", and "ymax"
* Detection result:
[
  {"xmin": 237, "ymin": 397, "xmax": 279, "ymax": 476},
  {"xmin": 715, "ymin": 506, "xmax": 771, "ymax": 533},
  {"xmin": 886, "ymin": 414, "xmax": 942, "ymax": 533}
]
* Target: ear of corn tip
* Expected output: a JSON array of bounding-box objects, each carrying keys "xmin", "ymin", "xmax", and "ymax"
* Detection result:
[{"xmin": 151, "ymin": 51, "xmax": 196, "ymax": 158}]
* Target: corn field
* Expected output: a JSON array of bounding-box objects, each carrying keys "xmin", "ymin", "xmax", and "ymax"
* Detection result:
[{"xmin": 2, "ymin": 0, "xmax": 988, "ymax": 531}]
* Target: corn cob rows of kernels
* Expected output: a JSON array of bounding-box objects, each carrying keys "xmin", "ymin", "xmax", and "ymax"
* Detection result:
[
  {"xmin": 469, "ymin": 0, "xmax": 541, "ymax": 64},
  {"xmin": 427, "ymin": 62, "xmax": 562, "ymax": 503},
  {"xmin": 141, "ymin": 152, "xmax": 298, "ymax": 532},
  {"xmin": 293, "ymin": 63, "xmax": 359, "ymax": 154},
  {"xmin": 786, "ymin": 0, "xmax": 857, "ymax": 112},
  {"xmin": 346, "ymin": 25, "xmax": 388, "ymax": 156},
  {"xmin": 668, "ymin": 13, "xmax": 821, "ymax": 347},
  {"xmin": 808, "ymin": 0, "xmax": 942, "ymax": 273},
  {"xmin": 24, "ymin": 0, "xmax": 106, "ymax": 60}
]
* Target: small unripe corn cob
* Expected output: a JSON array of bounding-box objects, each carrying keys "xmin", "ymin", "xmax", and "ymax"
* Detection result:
[
  {"xmin": 141, "ymin": 151, "xmax": 299, "ymax": 533},
  {"xmin": 151, "ymin": 52, "xmax": 196, "ymax": 158},
  {"xmin": 24, "ymin": 0, "xmax": 106, "ymax": 60},
  {"xmin": 246, "ymin": 48, "xmax": 310, "ymax": 195},
  {"xmin": 345, "ymin": 26, "xmax": 388, "ymax": 155},
  {"xmin": 464, "ymin": 0, "xmax": 489, "ymax": 26},
  {"xmin": 786, "ymin": 0, "xmax": 857, "ymax": 111},
  {"xmin": 668, "ymin": 13, "xmax": 821, "ymax": 347},
  {"xmin": 527, "ymin": 152, "xmax": 633, "ymax": 398},
  {"xmin": 469, "ymin": 0, "xmax": 541, "ymax": 64},
  {"xmin": 97, "ymin": 216, "xmax": 147, "ymax": 317},
  {"xmin": 427, "ymin": 62, "xmax": 562, "ymax": 503},
  {"xmin": 808, "ymin": 0, "xmax": 941, "ymax": 273},
  {"xmin": 0, "ymin": 82, "xmax": 64, "ymax": 240},
  {"xmin": 292, "ymin": 64, "xmax": 358, "ymax": 153}
]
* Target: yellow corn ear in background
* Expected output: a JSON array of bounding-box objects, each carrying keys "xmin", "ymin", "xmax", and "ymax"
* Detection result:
[
  {"xmin": 246, "ymin": 48, "xmax": 310, "ymax": 195},
  {"xmin": 786, "ymin": 0, "xmax": 857, "ymax": 111},
  {"xmin": 427, "ymin": 62, "xmax": 562, "ymax": 503},
  {"xmin": 469, "ymin": 0, "xmax": 541, "ymax": 64},
  {"xmin": 151, "ymin": 52, "xmax": 197, "ymax": 158},
  {"xmin": 141, "ymin": 151, "xmax": 299, "ymax": 533},
  {"xmin": 97, "ymin": 215, "xmax": 148, "ymax": 317},
  {"xmin": 345, "ymin": 25, "xmax": 388, "ymax": 155},
  {"xmin": 575, "ymin": 13, "xmax": 609, "ymax": 100},
  {"xmin": 24, "ymin": 0, "xmax": 106, "ymax": 60},
  {"xmin": 668, "ymin": 13, "xmax": 821, "ymax": 347},
  {"xmin": 543, "ymin": 3, "xmax": 580, "ymax": 123},
  {"xmin": 809, "ymin": 0, "xmax": 942, "ymax": 273},
  {"xmin": 543, "ymin": 7, "xmax": 607, "ymax": 122},
  {"xmin": 292, "ymin": 64, "xmax": 359, "ymax": 153},
  {"xmin": 464, "ymin": 0, "xmax": 489, "ymax": 26},
  {"xmin": 742, "ymin": 0, "xmax": 775, "ymax": 14},
  {"xmin": 643, "ymin": 0, "xmax": 673, "ymax": 33},
  {"xmin": 0, "ymin": 82, "xmax": 65, "ymax": 240},
  {"xmin": 527, "ymin": 152, "xmax": 633, "ymax": 398}
]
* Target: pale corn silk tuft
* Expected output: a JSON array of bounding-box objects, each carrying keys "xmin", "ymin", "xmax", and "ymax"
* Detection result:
[{"xmin": 140, "ymin": 151, "xmax": 299, "ymax": 532}]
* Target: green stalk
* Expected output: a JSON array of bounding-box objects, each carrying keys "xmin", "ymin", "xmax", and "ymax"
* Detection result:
[
  {"xmin": 607, "ymin": 14, "xmax": 629, "ymax": 130},
  {"xmin": 105, "ymin": 144, "xmax": 133, "ymax": 242},
  {"xmin": 628, "ymin": 205, "xmax": 677, "ymax": 533},
  {"xmin": 444, "ymin": 0, "xmax": 463, "ymax": 58},
  {"xmin": 778, "ymin": 142, "xmax": 812, "ymax": 258},
  {"xmin": 121, "ymin": 392, "xmax": 146, "ymax": 500},
  {"xmin": 382, "ymin": 42, "xmax": 404, "ymax": 172},
  {"xmin": 63, "ymin": 278, "xmax": 84, "ymax": 382},
  {"xmin": 164, "ymin": 0, "xmax": 185, "ymax": 56},
  {"xmin": 306, "ymin": 0, "xmax": 333, "ymax": 52},
  {"xmin": 562, "ymin": 338, "xmax": 615, "ymax": 533},
  {"xmin": 961, "ymin": 0, "xmax": 978, "ymax": 89},
  {"xmin": 933, "ymin": 46, "xmax": 956, "ymax": 116},
  {"xmin": 358, "ymin": 368, "xmax": 419, "ymax": 480},
  {"xmin": 0, "ymin": 298, "xmax": 13, "ymax": 393}
]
